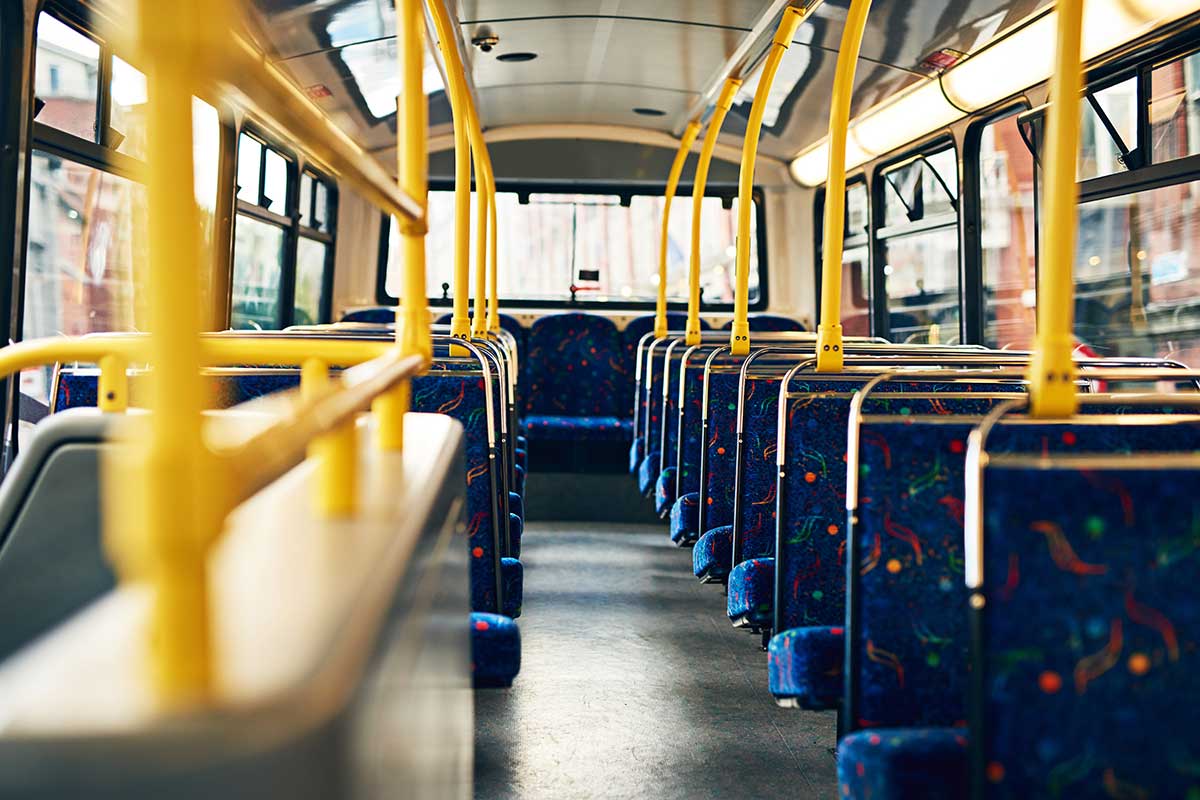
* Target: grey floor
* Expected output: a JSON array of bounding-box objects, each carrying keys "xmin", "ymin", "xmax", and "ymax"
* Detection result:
[{"xmin": 475, "ymin": 522, "xmax": 838, "ymax": 800}]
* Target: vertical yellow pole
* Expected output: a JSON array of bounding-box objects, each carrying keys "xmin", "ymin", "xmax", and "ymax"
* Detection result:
[
  {"xmin": 655, "ymin": 121, "xmax": 701, "ymax": 339},
  {"xmin": 376, "ymin": 0, "xmax": 430, "ymax": 450},
  {"xmin": 730, "ymin": 8, "xmax": 803, "ymax": 356},
  {"xmin": 138, "ymin": 0, "xmax": 222, "ymax": 706},
  {"xmin": 470, "ymin": 107, "xmax": 489, "ymax": 338},
  {"xmin": 815, "ymin": 0, "xmax": 873, "ymax": 372},
  {"xmin": 303, "ymin": 359, "xmax": 357, "ymax": 516},
  {"xmin": 686, "ymin": 78, "xmax": 741, "ymax": 347},
  {"xmin": 97, "ymin": 353, "xmax": 128, "ymax": 412},
  {"xmin": 429, "ymin": 1, "xmax": 473, "ymax": 342},
  {"xmin": 486, "ymin": 156, "xmax": 500, "ymax": 333},
  {"xmin": 1027, "ymin": 0, "xmax": 1084, "ymax": 417}
]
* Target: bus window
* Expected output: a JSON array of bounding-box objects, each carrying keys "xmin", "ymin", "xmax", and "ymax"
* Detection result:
[
  {"xmin": 815, "ymin": 180, "xmax": 871, "ymax": 335},
  {"xmin": 1151, "ymin": 50, "xmax": 1200, "ymax": 164},
  {"xmin": 878, "ymin": 146, "xmax": 960, "ymax": 343},
  {"xmin": 33, "ymin": 14, "xmax": 99, "ymax": 142},
  {"xmin": 1078, "ymin": 76, "xmax": 1139, "ymax": 181},
  {"xmin": 979, "ymin": 112, "xmax": 1037, "ymax": 349},
  {"xmin": 294, "ymin": 171, "xmax": 336, "ymax": 325},
  {"xmin": 231, "ymin": 133, "xmax": 292, "ymax": 330},
  {"xmin": 109, "ymin": 56, "xmax": 146, "ymax": 160},
  {"xmin": 381, "ymin": 187, "xmax": 763, "ymax": 308}
]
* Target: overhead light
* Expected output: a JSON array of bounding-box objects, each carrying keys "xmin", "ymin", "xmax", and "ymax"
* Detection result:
[{"xmin": 789, "ymin": 0, "xmax": 1200, "ymax": 186}]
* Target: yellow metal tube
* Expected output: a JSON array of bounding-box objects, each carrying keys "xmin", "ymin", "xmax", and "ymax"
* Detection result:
[
  {"xmin": 302, "ymin": 358, "xmax": 358, "ymax": 517},
  {"xmin": 469, "ymin": 106, "xmax": 490, "ymax": 338},
  {"xmin": 138, "ymin": 0, "xmax": 222, "ymax": 706},
  {"xmin": 1027, "ymin": 0, "xmax": 1084, "ymax": 417},
  {"xmin": 486, "ymin": 163, "xmax": 499, "ymax": 333},
  {"xmin": 655, "ymin": 121, "xmax": 702, "ymax": 339},
  {"xmin": 686, "ymin": 78, "xmax": 741, "ymax": 347},
  {"xmin": 428, "ymin": 0, "xmax": 473, "ymax": 342},
  {"xmin": 97, "ymin": 353, "xmax": 128, "ymax": 412},
  {"xmin": 731, "ymin": 7, "xmax": 805, "ymax": 356},
  {"xmin": 815, "ymin": 0, "xmax": 873, "ymax": 372}
]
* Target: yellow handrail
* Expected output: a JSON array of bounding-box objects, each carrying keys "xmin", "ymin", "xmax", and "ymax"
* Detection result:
[
  {"xmin": 373, "ymin": 0, "xmax": 432, "ymax": 451},
  {"xmin": 469, "ymin": 104, "xmax": 492, "ymax": 338},
  {"xmin": 1027, "ymin": 0, "xmax": 1084, "ymax": 417},
  {"xmin": 730, "ymin": 7, "xmax": 805, "ymax": 356},
  {"xmin": 686, "ymin": 78, "xmax": 741, "ymax": 347},
  {"xmin": 486, "ymin": 158, "xmax": 500, "ymax": 334},
  {"xmin": 815, "ymin": 0, "xmax": 873, "ymax": 372},
  {"xmin": 428, "ymin": 0, "xmax": 473, "ymax": 341},
  {"xmin": 655, "ymin": 121, "xmax": 702, "ymax": 339}
]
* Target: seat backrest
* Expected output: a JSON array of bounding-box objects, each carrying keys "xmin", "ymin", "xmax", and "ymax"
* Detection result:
[
  {"xmin": 675, "ymin": 345, "xmax": 723, "ymax": 498},
  {"xmin": 721, "ymin": 314, "xmax": 805, "ymax": 333},
  {"xmin": 623, "ymin": 313, "xmax": 700, "ymax": 415},
  {"xmin": 698, "ymin": 368, "xmax": 742, "ymax": 535},
  {"xmin": 0, "ymin": 410, "xmax": 115, "ymax": 661},
  {"xmin": 524, "ymin": 312, "xmax": 624, "ymax": 418},
  {"xmin": 974, "ymin": 420, "xmax": 1200, "ymax": 799},
  {"xmin": 732, "ymin": 372, "xmax": 787, "ymax": 565},
  {"xmin": 434, "ymin": 311, "xmax": 528, "ymax": 355}
]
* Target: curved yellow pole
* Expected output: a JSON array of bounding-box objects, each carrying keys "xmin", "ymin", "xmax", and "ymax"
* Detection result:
[
  {"xmin": 428, "ymin": 1, "xmax": 472, "ymax": 341},
  {"xmin": 471, "ymin": 129, "xmax": 489, "ymax": 338},
  {"xmin": 686, "ymin": 78, "xmax": 741, "ymax": 347},
  {"xmin": 730, "ymin": 7, "xmax": 804, "ymax": 356},
  {"xmin": 487, "ymin": 163, "xmax": 500, "ymax": 333},
  {"xmin": 375, "ymin": 0, "xmax": 431, "ymax": 451},
  {"xmin": 655, "ymin": 121, "xmax": 701, "ymax": 339},
  {"xmin": 1027, "ymin": 0, "xmax": 1084, "ymax": 417},
  {"xmin": 815, "ymin": 0, "xmax": 873, "ymax": 372}
]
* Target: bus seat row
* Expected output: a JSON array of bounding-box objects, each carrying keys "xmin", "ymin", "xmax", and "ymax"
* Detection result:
[{"xmin": 52, "ymin": 331, "xmax": 524, "ymax": 689}]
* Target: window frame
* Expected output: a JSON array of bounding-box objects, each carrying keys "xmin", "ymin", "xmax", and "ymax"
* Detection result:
[
  {"xmin": 871, "ymin": 136, "xmax": 962, "ymax": 342},
  {"xmin": 374, "ymin": 179, "xmax": 770, "ymax": 312},
  {"xmin": 230, "ymin": 124, "xmax": 338, "ymax": 329}
]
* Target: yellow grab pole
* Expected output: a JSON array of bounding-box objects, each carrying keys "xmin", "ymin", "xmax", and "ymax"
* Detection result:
[
  {"xmin": 686, "ymin": 78, "xmax": 741, "ymax": 347},
  {"xmin": 731, "ymin": 7, "xmax": 804, "ymax": 356},
  {"xmin": 469, "ymin": 106, "xmax": 490, "ymax": 338},
  {"xmin": 302, "ymin": 358, "xmax": 358, "ymax": 516},
  {"xmin": 138, "ymin": 0, "xmax": 223, "ymax": 705},
  {"xmin": 815, "ymin": 0, "xmax": 873, "ymax": 372},
  {"xmin": 655, "ymin": 121, "xmax": 701, "ymax": 339},
  {"xmin": 486, "ymin": 172, "xmax": 500, "ymax": 333},
  {"xmin": 1027, "ymin": 0, "xmax": 1084, "ymax": 417},
  {"xmin": 97, "ymin": 353, "xmax": 128, "ymax": 412},
  {"xmin": 428, "ymin": 1, "xmax": 472, "ymax": 342},
  {"xmin": 374, "ymin": 0, "xmax": 430, "ymax": 451}
]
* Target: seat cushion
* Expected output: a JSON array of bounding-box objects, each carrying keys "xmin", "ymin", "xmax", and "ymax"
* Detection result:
[
  {"xmin": 637, "ymin": 451, "xmax": 660, "ymax": 496},
  {"xmin": 524, "ymin": 414, "xmax": 632, "ymax": 442},
  {"xmin": 767, "ymin": 626, "xmax": 843, "ymax": 709},
  {"xmin": 727, "ymin": 557, "xmax": 774, "ymax": 627},
  {"xmin": 500, "ymin": 558, "xmax": 523, "ymax": 619},
  {"xmin": 470, "ymin": 612, "xmax": 521, "ymax": 688},
  {"xmin": 837, "ymin": 727, "xmax": 968, "ymax": 800},
  {"xmin": 508, "ymin": 513, "xmax": 523, "ymax": 560},
  {"xmin": 669, "ymin": 492, "xmax": 700, "ymax": 544},
  {"xmin": 508, "ymin": 491, "xmax": 524, "ymax": 522},
  {"xmin": 514, "ymin": 446, "xmax": 527, "ymax": 473},
  {"xmin": 693, "ymin": 525, "xmax": 733, "ymax": 580},
  {"xmin": 629, "ymin": 436, "xmax": 644, "ymax": 475},
  {"xmin": 655, "ymin": 467, "xmax": 677, "ymax": 517}
]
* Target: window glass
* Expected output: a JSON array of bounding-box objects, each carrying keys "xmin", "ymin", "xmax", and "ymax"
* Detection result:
[
  {"xmin": 841, "ymin": 246, "xmax": 872, "ymax": 336},
  {"xmin": 980, "ymin": 113, "xmax": 1037, "ymax": 349},
  {"xmin": 881, "ymin": 148, "xmax": 957, "ymax": 228},
  {"xmin": 263, "ymin": 148, "xmax": 289, "ymax": 215},
  {"xmin": 109, "ymin": 56, "xmax": 146, "ymax": 159},
  {"xmin": 236, "ymin": 133, "xmax": 262, "ymax": 203},
  {"xmin": 1151, "ymin": 51, "xmax": 1200, "ymax": 164},
  {"xmin": 1070, "ymin": 181, "xmax": 1200, "ymax": 362},
  {"xmin": 384, "ymin": 189, "xmax": 761, "ymax": 305},
  {"xmin": 846, "ymin": 182, "xmax": 869, "ymax": 238},
  {"xmin": 34, "ymin": 13, "xmax": 100, "ymax": 142},
  {"xmin": 22, "ymin": 152, "xmax": 146, "ymax": 401},
  {"xmin": 314, "ymin": 180, "xmax": 330, "ymax": 232},
  {"xmin": 882, "ymin": 227, "xmax": 960, "ymax": 343},
  {"xmin": 294, "ymin": 238, "xmax": 327, "ymax": 325},
  {"xmin": 299, "ymin": 172, "xmax": 314, "ymax": 228},
  {"xmin": 231, "ymin": 215, "xmax": 285, "ymax": 329},
  {"xmin": 1078, "ymin": 77, "xmax": 1138, "ymax": 180}
]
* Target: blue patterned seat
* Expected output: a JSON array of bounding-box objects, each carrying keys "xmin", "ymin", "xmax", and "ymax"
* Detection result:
[
  {"xmin": 670, "ymin": 492, "xmax": 700, "ymax": 545},
  {"xmin": 628, "ymin": 436, "xmax": 644, "ymax": 475},
  {"xmin": 621, "ymin": 312, "xmax": 700, "ymax": 417},
  {"xmin": 508, "ymin": 513, "xmax": 523, "ymax": 559},
  {"xmin": 637, "ymin": 450, "xmax": 660, "ymax": 496},
  {"xmin": 471, "ymin": 612, "xmax": 521, "ymax": 688},
  {"xmin": 838, "ymin": 728, "xmax": 968, "ymax": 800},
  {"xmin": 720, "ymin": 314, "xmax": 805, "ymax": 333},
  {"xmin": 508, "ymin": 491, "xmax": 524, "ymax": 522},
  {"xmin": 727, "ymin": 557, "xmax": 773, "ymax": 629},
  {"xmin": 693, "ymin": 525, "xmax": 732, "ymax": 581},
  {"xmin": 500, "ymin": 558, "xmax": 523, "ymax": 619},
  {"xmin": 698, "ymin": 370, "xmax": 741, "ymax": 545},
  {"xmin": 523, "ymin": 313, "xmax": 629, "ymax": 444},
  {"xmin": 654, "ymin": 466, "xmax": 676, "ymax": 517},
  {"xmin": 767, "ymin": 626, "xmax": 843, "ymax": 709},
  {"xmin": 433, "ymin": 311, "xmax": 528, "ymax": 355},
  {"xmin": 730, "ymin": 372, "xmax": 785, "ymax": 568}
]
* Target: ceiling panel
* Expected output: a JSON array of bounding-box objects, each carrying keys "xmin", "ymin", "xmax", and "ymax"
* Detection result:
[
  {"xmin": 475, "ymin": 84, "xmax": 698, "ymax": 129},
  {"xmin": 457, "ymin": 1, "xmax": 768, "ymax": 29}
]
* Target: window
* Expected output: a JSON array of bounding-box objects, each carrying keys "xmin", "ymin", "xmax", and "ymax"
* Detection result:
[
  {"xmin": 1151, "ymin": 51, "xmax": 1200, "ymax": 164},
  {"xmin": 1078, "ymin": 77, "xmax": 1139, "ymax": 181},
  {"xmin": 231, "ymin": 134, "xmax": 336, "ymax": 329},
  {"xmin": 877, "ymin": 146, "xmax": 961, "ymax": 343},
  {"xmin": 979, "ymin": 113, "xmax": 1037, "ymax": 349},
  {"xmin": 21, "ymin": 11, "xmax": 222, "ymax": 405},
  {"xmin": 379, "ymin": 186, "xmax": 765, "ymax": 308},
  {"xmin": 815, "ymin": 180, "xmax": 871, "ymax": 336}
]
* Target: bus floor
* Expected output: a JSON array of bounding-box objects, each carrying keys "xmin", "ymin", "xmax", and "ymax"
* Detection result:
[{"xmin": 475, "ymin": 522, "xmax": 838, "ymax": 799}]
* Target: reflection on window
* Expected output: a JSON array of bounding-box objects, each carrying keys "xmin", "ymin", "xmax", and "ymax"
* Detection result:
[
  {"xmin": 294, "ymin": 238, "xmax": 327, "ymax": 326},
  {"xmin": 880, "ymin": 146, "xmax": 960, "ymax": 342},
  {"xmin": 384, "ymin": 190, "xmax": 760, "ymax": 305},
  {"xmin": 263, "ymin": 148, "xmax": 288, "ymax": 214},
  {"xmin": 231, "ymin": 215, "xmax": 284, "ymax": 330},
  {"xmin": 110, "ymin": 56, "xmax": 145, "ymax": 159},
  {"xmin": 1151, "ymin": 51, "xmax": 1200, "ymax": 164},
  {"xmin": 980, "ymin": 113, "xmax": 1037, "ymax": 349},
  {"xmin": 1070, "ymin": 182, "xmax": 1200, "ymax": 362},
  {"xmin": 841, "ymin": 246, "xmax": 871, "ymax": 336},
  {"xmin": 236, "ymin": 133, "xmax": 262, "ymax": 203},
  {"xmin": 1079, "ymin": 77, "xmax": 1138, "ymax": 180},
  {"xmin": 34, "ymin": 13, "xmax": 99, "ymax": 142},
  {"xmin": 22, "ymin": 152, "xmax": 145, "ymax": 401}
]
